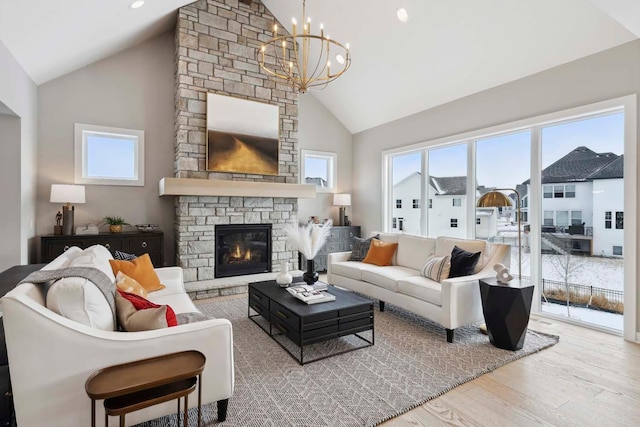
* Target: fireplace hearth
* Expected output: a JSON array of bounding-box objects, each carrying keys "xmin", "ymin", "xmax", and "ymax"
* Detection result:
[{"xmin": 215, "ymin": 224, "xmax": 272, "ymax": 278}]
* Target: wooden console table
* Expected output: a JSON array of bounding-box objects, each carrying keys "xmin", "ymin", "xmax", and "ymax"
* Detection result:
[{"xmin": 85, "ymin": 351, "xmax": 205, "ymax": 427}]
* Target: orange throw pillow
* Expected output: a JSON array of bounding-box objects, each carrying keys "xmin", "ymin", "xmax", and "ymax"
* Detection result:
[
  {"xmin": 362, "ymin": 239, "xmax": 398, "ymax": 267},
  {"xmin": 109, "ymin": 254, "xmax": 165, "ymax": 292}
]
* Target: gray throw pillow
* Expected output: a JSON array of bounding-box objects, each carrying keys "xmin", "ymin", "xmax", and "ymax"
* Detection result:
[{"xmin": 350, "ymin": 235, "xmax": 379, "ymax": 262}]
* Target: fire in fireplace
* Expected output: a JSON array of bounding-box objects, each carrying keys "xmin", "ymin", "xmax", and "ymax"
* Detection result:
[{"xmin": 215, "ymin": 224, "xmax": 272, "ymax": 278}]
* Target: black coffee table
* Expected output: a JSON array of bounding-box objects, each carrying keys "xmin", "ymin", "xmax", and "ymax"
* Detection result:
[{"xmin": 248, "ymin": 280, "xmax": 374, "ymax": 365}]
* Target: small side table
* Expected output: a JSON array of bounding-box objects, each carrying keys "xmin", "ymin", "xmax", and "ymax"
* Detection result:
[
  {"xmin": 479, "ymin": 277, "xmax": 534, "ymax": 351},
  {"xmin": 85, "ymin": 351, "xmax": 205, "ymax": 427}
]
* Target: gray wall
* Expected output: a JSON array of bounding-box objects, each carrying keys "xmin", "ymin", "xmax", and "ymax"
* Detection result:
[
  {"xmin": 298, "ymin": 95, "xmax": 353, "ymax": 224},
  {"xmin": 352, "ymin": 39, "xmax": 640, "ymax": 333},
  {"xmin": 0, "ymin": 39, "xmax": 38, "ymax": 269},
  {"xmin": 37, "ymin": 32, "xmax": 176, "ymax": 265}
]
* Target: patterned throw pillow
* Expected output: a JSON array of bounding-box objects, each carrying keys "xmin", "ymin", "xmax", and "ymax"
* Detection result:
[
  {"xmin": 114, "ymin": 250, "xmax": 137, "ymax": 261},
  {"xmin": 350, "ymin": 234, "xmax": 379, "ymax": 261},
  {"xmin": 421, "ymin": 255, "xmax": 451, "ymax": 282}
]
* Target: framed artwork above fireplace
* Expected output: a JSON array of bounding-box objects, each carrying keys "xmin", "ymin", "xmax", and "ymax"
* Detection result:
[{"xmin": 206, "ymin": 93, "xmax": 280, "ymax": 175}]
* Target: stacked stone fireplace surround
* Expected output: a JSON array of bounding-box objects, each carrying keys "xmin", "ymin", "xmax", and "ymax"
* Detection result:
[{"xmin": 175, "ymin": 0, "xmax": 301, "ymax": 299}]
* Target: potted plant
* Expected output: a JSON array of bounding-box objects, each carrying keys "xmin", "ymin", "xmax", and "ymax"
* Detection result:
[{"xmin": 103, "ymin": 216, "xmax": 130, "ymax": 233}]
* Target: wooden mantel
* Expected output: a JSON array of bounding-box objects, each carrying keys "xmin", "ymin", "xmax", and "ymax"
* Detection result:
[{"xmin": 159, "ymin": 177, "xmax": 317, "ymax": 198}]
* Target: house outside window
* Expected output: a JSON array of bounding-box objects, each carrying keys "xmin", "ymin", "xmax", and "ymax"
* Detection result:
[
  {"xmin": 396, "ymin": 199, "xmax": 402, "ymax": 208},
  {"xmin": 412, "ymin": 199, "xmax": 420, "ymax": 209},
  {"xmin": 565, "ymin": 185, "xmax": 576, "ymax": 198},
  {"xmin": 613, "ymin": 246, "xmax": 623, "ymax": 256},
  {"xmin": 428, "ymin": 199, "xmax": 432, "ymax": 209},
  {"xmin": 553, "ymin": 185, "xmax": 564, "ymax": 198},
  {"xmin": 543, "ymin": 210, "xmax": 554, "ymax": 226},
  {"xmin": 452, "ymin": 198, "xmax": 461, "ymax": 207},
  {"xmin": 450, "ymin": 219, "xmax": 458, "ymax": 228},
  {"xmin": 605, "ymin": 211, "xmax": 612, "ymax": 229},
  {"xmin": 476, "ymin": 218, "xmax": 481, "ymax": 225},
  {"xmin": 398, "ymin": 218, "xmax": 405, "ymax": 231},
  {"xmin": 616, "ymin": 212, "xmax": 624, "ymax": 229},
  {"xmin": 556, "ymin": 211, "xmax": 569, "ymax": 226},
  {"xmin": 571, "ymin": 211, "xmax": 582, "ymax": 225},
  {"xmin": 543, "ymin": 186, "xmax": 552, "ymax": 198},
  {"xmin": 392, "ymin": 218, "xmax": 397, "ymax": 229}
]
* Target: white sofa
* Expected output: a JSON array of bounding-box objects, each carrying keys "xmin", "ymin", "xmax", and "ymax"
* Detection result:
[
  {"xmin": 328, "ymin": 233, "xmax": 510, "ymax": 342},
  {"xmin": 1, "ymin": 246, "xmax": 234, "ymax": 427}
]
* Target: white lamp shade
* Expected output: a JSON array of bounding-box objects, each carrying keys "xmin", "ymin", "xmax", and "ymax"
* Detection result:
[
  {"xmin": 333, "ymin": 193, "xmax": 351, "ymax": 206},
  {"xmin": 50, "ymin": 184, "xmax": 86, "ymax": 204}
]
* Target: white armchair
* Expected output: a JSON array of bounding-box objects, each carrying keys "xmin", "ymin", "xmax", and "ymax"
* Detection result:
[{"xmin": 1, "ymin": 255, "xmax": 234, "ymax": 427}]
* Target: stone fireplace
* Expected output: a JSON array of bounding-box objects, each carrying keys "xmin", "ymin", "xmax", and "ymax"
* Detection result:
[
  {"xmin": 172, "ymin": 0, "xmax": 304, "ymax": 297},
  {"xmin": 214, "ymin": 224, "xmax": 271, "ymax": 278}
]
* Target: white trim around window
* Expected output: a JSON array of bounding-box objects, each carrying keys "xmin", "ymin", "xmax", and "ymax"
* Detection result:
[
  {"xmin": 300, "ymin": 149, "xmax": 337, "ymax": 193},
  {"xmin": 74, "ymin": 123, "xmax": 145, "ymax": 186}
]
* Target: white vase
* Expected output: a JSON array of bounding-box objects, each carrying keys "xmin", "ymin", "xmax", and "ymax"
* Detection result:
[{"xmin": 276, "ymin": 261, "xmax": 293, "ymax": 287}]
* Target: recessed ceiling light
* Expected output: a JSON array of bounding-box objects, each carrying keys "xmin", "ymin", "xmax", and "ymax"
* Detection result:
[
  {"xmin": 336, "ymin": 54, "xmax": 345, "ymax": 65},
  {"xmin": 130, "ymin": 1, "xmax": 145, "ymax": 9},
  {"xmin": 397, "ymin": 8, "xmax": 409, "ymax": 23}
]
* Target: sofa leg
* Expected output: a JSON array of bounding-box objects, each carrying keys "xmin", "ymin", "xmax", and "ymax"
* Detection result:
[
  {"xmin": 446, "ymin": 329, "xmax": 454, "ymax": 343},
  {"xmin": 217, "ymin": 399, "xmax": 229, "ymax": 422},
  {"xmin": 379, "ymin": 301, "xmax": 385, "ymax": 312}
]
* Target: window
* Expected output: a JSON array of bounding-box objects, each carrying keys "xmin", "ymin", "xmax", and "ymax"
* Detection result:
[
  {"xmin": 544, "ymin": 210, "xmax": 554, "ymax": 226},
  {"xmin": 452, "ymin": 198, "xmax": 461, "ymax": 207},
  {"xmin": 412, "ymin": 199, "xmax": 420, "ymax": 209},
  {"xmin": 392, "ymin": 218, "xmax": 397, "ymax": 229},
  {"xmin": 543, "ymin": 186, "xmax": 552, "ymax": 198},
  {"xmin": 565, "ymin": 185, "xmax": 576, "ymax": 198},
  {"xmin": 74, "ymin": 123, "xmax": 145, "ymax": 186},
  {"xmin": 398, "ymin": 218, "xmax": 405, "ymax": 231},
  {"xmin": 571, "ymin": 211, "xmax": 582, "ymax": 226},
  {"xmin": 553, "ymin": 185, "xmax": 564, "ymax": 198},
  {"xmin": 616, "ymin": 211, "xmax": 624, "ymax": 229},
  {"xmin": 300, "ymin": 150, "xmax": 337, "ymax": 192},
  {"xmin": 450, "ymin": 219, "xmax": 458, "ymax": 228},
  {"xmin": 428, "ymin": 199, "xmax": 432, "ymax": 209},
  {"xmin": 476, "ymin": 218, "xmax": 481, "ymax": 225},
  {"xmin": 605, "ymin": 211, "xmax": 612, "ymax": 229},
  {"xmin": 613, "ymin": 246, "xmax": 623, "ymax": 256},
  {"xmin": 396, "ymin": 199, "xmax": 402, "ymax": 208},
  {"xmin": 556, "ymin": 211, "xmax": 569, "ymax": 226}
]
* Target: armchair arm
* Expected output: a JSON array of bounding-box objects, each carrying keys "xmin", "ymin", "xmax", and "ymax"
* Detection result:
[{"xmin": 151, "ymin": 266, "xmax": 185, "ymax": 296}]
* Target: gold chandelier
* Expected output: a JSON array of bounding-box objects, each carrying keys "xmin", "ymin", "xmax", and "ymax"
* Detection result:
[{"xmin": 258, "ymin": 0, "xmax": 351, "ymax": 93}]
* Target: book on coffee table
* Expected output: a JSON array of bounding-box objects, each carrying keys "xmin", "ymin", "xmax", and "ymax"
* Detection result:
[{"xmin": 286, "ymin": 284, "xmax": 336, "ymax": 304}]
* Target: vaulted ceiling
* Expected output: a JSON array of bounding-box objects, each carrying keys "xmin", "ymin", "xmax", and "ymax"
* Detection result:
[{"xmin": 0, "ymin": 0, "xmax": 638, "ymax": 133}]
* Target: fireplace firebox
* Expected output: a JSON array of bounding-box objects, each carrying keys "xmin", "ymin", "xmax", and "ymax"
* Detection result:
[{"xmin": 215, "ymin": 224, "xmax": 272, "ymax": 278}]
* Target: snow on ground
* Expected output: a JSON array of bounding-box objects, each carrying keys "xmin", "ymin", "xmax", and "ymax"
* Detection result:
[{"xmin": 541, "ymin": 302, "xmax": 623, "ymax": 330}]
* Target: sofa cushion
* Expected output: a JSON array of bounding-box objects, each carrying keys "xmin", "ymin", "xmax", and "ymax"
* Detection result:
[
  {"xmin": 362, "ymin": 266, "xmax": 420, "ymax": 292},
  {"xmin": 421, "ymin": 255, "xmax": 451, "ymax": 282},
  {"xmin": 449, "ymin": 246, "xmax": 481, "ymax": 278},
  {"xmin": 397, "ymin": 276, "xmax": 442, "ymax": 306},
  {"xmin": 331, "ymin": 261, "xmax": 380, "ymax": 281},
  {"xmin": 350, "ymin": 235, "xmax": 378, "ymax": 261},
  {"xmin": 109, "ymin": 254, "xmax": 165, "ymax": 292},
  {"xmin": 363, "ymin": 239, "xmax": 398, "ymax": 266},
  {"xmin": 397, "ymin": 234, "xmax": 436, "ymax": 270},
  {"xmin": 371, "ymin": 232, "xmax": 400, "ymax": 265},
  {"xmin": 148, "ymin": 293, "xmax": 199, "ymax": 315},
  {"xmin": 115, "ymin": 271, "xmax": 148, "ymax": 298},
  {"xmin": 435, "ymin": 237, "xmax": 488, "ymax": 273},
  {"xmin": 115, "ymin": 290, "xmax": 177, "ymax": 331},
  {"xmin": 45, "ymin": 245, "xmax": 117, "ymax": 331}
]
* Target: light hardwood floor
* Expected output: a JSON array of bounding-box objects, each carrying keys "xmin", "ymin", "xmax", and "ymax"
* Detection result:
[
  {"xmin": 199, "ymin": 294, "xmax": 640, "ymax": 427},
  {"xmin": 381, "ymin": 315, "xmax": 640, "ymax": 427}
]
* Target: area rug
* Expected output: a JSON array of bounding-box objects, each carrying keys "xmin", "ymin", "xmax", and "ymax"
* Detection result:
[{"xmin": 140, "ymin": 297, "xmax": 558, "ymax": 427}]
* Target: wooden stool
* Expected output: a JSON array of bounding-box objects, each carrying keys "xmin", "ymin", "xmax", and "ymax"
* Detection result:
[{"xmin": 86, "ymin": 351, "xmax": 206, "ymax": 427}]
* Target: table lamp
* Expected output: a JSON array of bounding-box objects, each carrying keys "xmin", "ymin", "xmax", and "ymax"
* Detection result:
[
  {"xmin": 50, "ymin": 184, "xmax": 85, "ymax": 235},
  {"xmin": 333, "ymin": 193, "xmax": 351, "ymax": 226}
]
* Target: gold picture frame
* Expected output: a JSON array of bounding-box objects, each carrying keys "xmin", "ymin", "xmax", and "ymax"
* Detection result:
[{"xmin": 206, "ymin": 93, "xmax": 280, "ymax": 175}]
